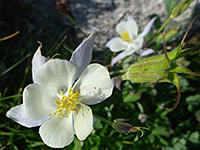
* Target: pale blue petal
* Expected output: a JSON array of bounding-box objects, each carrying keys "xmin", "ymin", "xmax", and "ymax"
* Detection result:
[
  {"xmin": 6, "ymin": 104, "xmax": 47, "ymax": 128},
  {"xmin": 32, "ymin": 42, "xmax": 49, "ymax": 83},
  {"xmin": 111, "ymin": 52, "xmax": 127, "ymax": 66},
  {"xmin": 140, "ymin": 48, "xmax": 155, "ymax": 56},
  {"xmin": 70, "ymin": 33, "xmax": 95, "ymax": 79},
  {"xmin": 141, "ymin": 16, "xmax": 157, "ymax": 37},
  {"xmin": 112, "ymin": 77, "xmax": 121, "ymax": 91}
]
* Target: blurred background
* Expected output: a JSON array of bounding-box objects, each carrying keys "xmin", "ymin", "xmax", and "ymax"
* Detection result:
[{"xmin": 0, "ymin": 0, "xmax": 200, "ymax": 149}]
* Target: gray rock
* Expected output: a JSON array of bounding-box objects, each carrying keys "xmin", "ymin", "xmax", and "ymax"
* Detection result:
[{"xmin": 68, "ymin": 0, "xmax": 198, "ymax": 49}]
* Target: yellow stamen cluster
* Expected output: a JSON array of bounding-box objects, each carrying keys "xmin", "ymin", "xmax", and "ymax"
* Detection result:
[
  {"xmin": 49, "ymin": 87, "xmax": 83, "ymax": 119},
  {"xmin": 120, "ymin": 30, "xmax": 131, "ymax": 43}
]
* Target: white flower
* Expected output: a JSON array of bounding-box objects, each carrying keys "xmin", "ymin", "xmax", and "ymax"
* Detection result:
[
  {"xmin": 7, "ymin": 33, "xmax": 114, "ymax": 148},
  {"xmin": 106, "ymin": 16, "xmax": 157, "ymax": 66}
]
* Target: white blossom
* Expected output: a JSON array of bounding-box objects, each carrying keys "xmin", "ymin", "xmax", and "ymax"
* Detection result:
[
  {"xmin": 106, "ymin": 16, "xmax": 157, "ymax": 66},
  {"xmin": 7, "ymin": 33, "xmax": 114, "ymax": 148}
]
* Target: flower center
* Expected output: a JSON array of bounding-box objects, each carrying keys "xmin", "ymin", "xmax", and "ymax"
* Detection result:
[
  {"xmin": 49, "ymin": 87, "xmax": 83, "ymax": 119},
  {"xmin": 120, "ymin": 30, "xmax": 131, "ymax": 42}
]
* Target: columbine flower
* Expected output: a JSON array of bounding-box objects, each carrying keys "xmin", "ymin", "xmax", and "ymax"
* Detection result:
[
  {"xmin": 106, "ymin": 16, "xmax": 157, "ymax": 66},
  {"xmin": 7, "ymin": 33, "xmax": 114, "ymax": 148}
]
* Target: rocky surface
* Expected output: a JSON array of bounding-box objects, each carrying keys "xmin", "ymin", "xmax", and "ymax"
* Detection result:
[
  {"xmin": 68, "ymin": 0, "xmax": 198, "ymax": 49},
  {"xmin": 0, "ymin": 0, "xmax": 198, "ymax": 51},
  {"xmin": 69, "ymin": 0, "xmax": 167, "ymax": 47}
]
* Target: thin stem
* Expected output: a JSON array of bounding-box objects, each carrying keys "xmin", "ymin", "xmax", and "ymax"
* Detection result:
[
  {"xmin": 0, "ymin": 54, "xmax": 30, "ymax": 78},
  {"xmin": 0, "ymin": 94, "xmax": 22, "ymax": 101},
  {"xmin": 0, "ymin": 31, "xmax": 19, "ymax": 41},
  {"xmin": 93, "ymin": 114, "xmax": 113, "ymax": 126},
  {"xmin": 68, "ymin": 16, "xmax": 107, "ymax": 52},
  {"xmin": 47, "ymin": 29, "xmax": 69, "ymax": 55},
  {"xmin": 147, "ymin": 17, "xmax": 172, "ymax": 44},
  {"xmin": 109, "ymin": 69, "xmax": 128, "ymax": 76},
  {"xmin": 68, "ymin": 16, "xmax": 87, "ymax": 36}
]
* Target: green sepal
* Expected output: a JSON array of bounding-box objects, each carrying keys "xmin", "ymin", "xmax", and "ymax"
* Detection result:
[
  {"xmin": 169, "ymin": 64, "xmax": 200, "ymax": 77},
  {"xmin": 160, "ymin": 72, "xmax": 181, "ymax": 110},
  {"xmin": 122, "ymin": 70, "xmax": 167, "ymax": 83},
  {"xmin": 176, "ymin": 47, "xmax": 198, "ymax": 59},
  {"xmin": 140, "ymin": 45, "xmax": 180, "ymax": 64},
  {"xmin": 129, "ymin": 55, "xmax": 170, "ymax": 72},
  {"xmin": 122, "ymin": 44, "xmax": 172, "ymax": 83}
]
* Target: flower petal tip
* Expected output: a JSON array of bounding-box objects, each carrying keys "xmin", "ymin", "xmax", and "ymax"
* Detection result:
[{"xmin": 112, "ymin": 77, "xmax": 121, "ymax": 91}]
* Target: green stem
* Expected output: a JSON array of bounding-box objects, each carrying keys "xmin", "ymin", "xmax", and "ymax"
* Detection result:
[
  {"xmin": 147, "ymin": 17, "xmax": 172, "ymax": 44},
  {"xmin": 0, "ymin": 54, "xmax": 30, "ymax": 78},
  {"xmin": 47, "ymin": 28, "xmax": 69, "ymax": 55},
  {"xmin": 109, "ymin": 69, "xmax": 127, "ymax": 76},
  {"xmin": 68, "ymin": 16, "xmax": 107, "ymax": 52},
  {"xmin": 93, "ymin": 114, "xmax": 113, "ymax": 126},
  {"xmin": 0, "ymin": 94, "xmax": 22, "ymax": 101},
  {"xmin": 68, "ymin": 16, "xmax": 87, "ymax": 36}
]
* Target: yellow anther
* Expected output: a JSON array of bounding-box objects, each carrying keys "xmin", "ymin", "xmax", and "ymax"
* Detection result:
[
  {"xmin": 51, "ymin": 87, "xmax": 83, "ymax": 119},
  {"xmin": 120, "ymin": 30, "xmax": 131, "ymax": 43}
]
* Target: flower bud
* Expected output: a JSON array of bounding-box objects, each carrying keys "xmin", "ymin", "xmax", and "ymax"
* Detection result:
[
  {"xmin": 170, "ymin": 0, "xmax": 193, "ymax": 19},
  {"xmin": 112, "ymin": 118, "xmax": 149, "ymax": 137}
]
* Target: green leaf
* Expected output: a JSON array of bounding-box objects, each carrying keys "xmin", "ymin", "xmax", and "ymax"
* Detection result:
[
  {"xmin": 94, "ymin": 119, "xmax": 103, "ymax": 129},
  {"xmin": 189, "ymin": 132, "xmax": 199, "ymax": 144},
  {"xmin": 28, "ymin": 142, "xmax": 44, "ymax": 148},
  {"xmin": 72, "ymin": 138, "xmax": 82, "ymax": 150},
  {"xmin": 156, "ymin": 30, "xmax": 178, "ymax": 45},
  {"xmin": 164, "ymin": 0, "xmax": 180, "ymax": 14},
  {"xmin": 186, "ymin": 94, "xmax": 200, "ymax": 104},
  {"xmin": 156, "ymin": 135, "xmax": 169, "ymax": 146},
  {"xmin": 186, "ymin": 94, "xmax": 200, "ymax": 112},
  {"xmin": 170, "ymin": 0, "xmax": 194, "ymax": 18},
  {"xmin": 152, "ymin": 126, "xmax": 170, "ymax": 137},
  {"xmin": 123, "ymin": 93, "xmax": 141, "ymax": 103},
  {"xmin": 147, "ymin": 134, "xmax": 155, "ymax": 143}
]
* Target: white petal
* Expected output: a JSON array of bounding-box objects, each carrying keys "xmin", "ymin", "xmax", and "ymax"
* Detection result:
[
  {"xmin": 126, "ymin": 17, "xmax": 138, "ymax": 37},
  {"xmin": 115, "ymin": 34, "xmax": 143, "ymax": 58},
  {"xmin": 39, "ymin": 113, "xmax": 74, "ymax": 148},
  {"xmin": 106, "ymin": 37, "xmax": 127, "ymax": 52},
  {"xmin": 32, "ymin": 42, "xmax": 48, "ymax": 83},
  {"xmin": 73, "ymin": 104, "xmax": 93, "ymax": 141},
  {"xmin": 35, "ymin": 59, "xmax": 77, "ymax": 93},
  {"xmin": 70, "ymin": 33, "xmax": 95, "ymax": 79},
  {"xmin": 135, "ymin": 34, "xmax": 144, "ymax": 49},
  {"xmin": 116, "ymin": 21, "xmax": 128, "ymax": 35},
  {"xmin": 140, "ymin": 48, "xmax": 155, "ymax": 56},
  {"xmin": 111, "ymin": 52, "xmax": 126, "ymax": 66},
  {"xmin": 123, "ymin": 44, "xmax": 137, "ymax": 56},
  {"xmin": 125, "ymin": 34, "xmax": 143, "ymax": 55},
  {"xmin": 141, "ymin": 16, "xmax": 157, "ymax": 37},
  {"xmin": 23, "ymin": 84, "xmax": 55, "ymax": 120},
  {"xmin": 6, "ymin": 104, "xmax": 47, "ymax": 128},
  {"xmin": 73, "ymin": 64, "xmax": 114, "ymax": 105}
]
